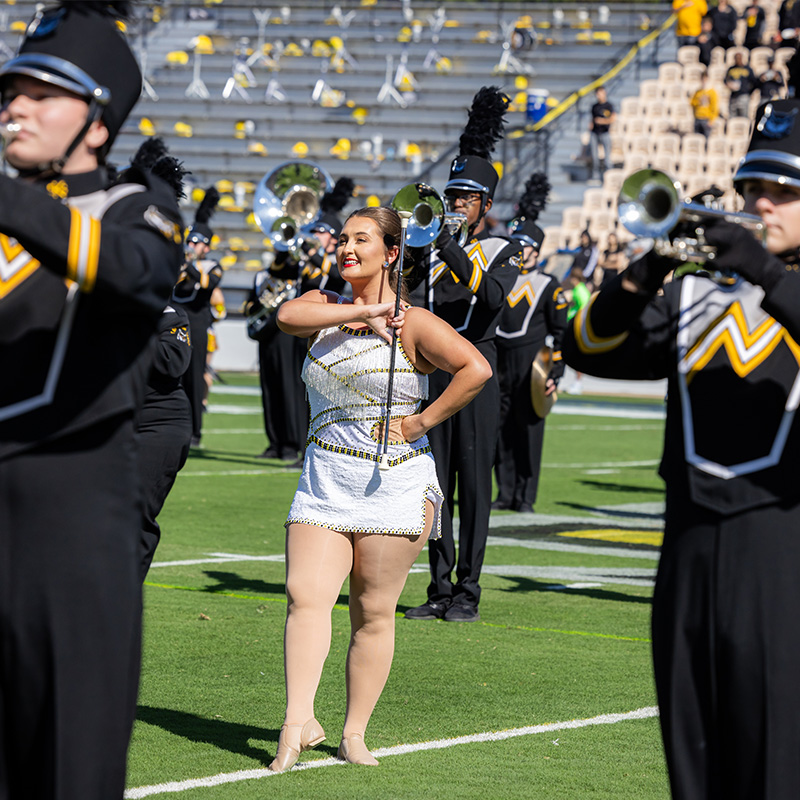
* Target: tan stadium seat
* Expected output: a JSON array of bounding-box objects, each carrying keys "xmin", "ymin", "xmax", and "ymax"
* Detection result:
[
  {"xmin": 749, "ymin": 46, "xmax": 774, "ymax": 73},
  {"xmin": 621, "ymin": 116, "xmax": 646, "ymax": 138},
  {"xmin": 659, "ymin": 62, "xmax": 683, "ymax": 84},
  {"xmin": 624, "ymin": 152, "xmax": 650, "ymax": 173},
  {"xmin": 619, "ymin": 96, "xmax": 641, "ymax": 117},
  {"xmin": 725, "ymin": 46, "xmax": 749, "ymax": 66},
  {"xmin": 709, "ymin": 46, "xmax": 726, "ymax": 66},
  {"xmin": 582, "ymin": 187, "xmax": 608, "ymax": 212},
  {"xmin": 561, "ymin": 206, "xmax": 585, "ymax": 232},
  {"xmin": 669, "ymin": 103, "xmax": 696, "ymax": 134},
  {"xmin": 639, "ymin": 79, "xmax": 660, "ymax": 102},
  {"xmin": 683, "ymin": 63, "xmax": 706, "ymax": 88},
  {"xmin": 773, "ymin": 46, "xmax": 796, "ymax": 71},
  {"xmin": 652, "ymin": 154, "xmax": 679, "ymax": 175},
  {"xmin": 602, "ymin": 168, "xmax": 626, "ymax": 195},
  {"xmin": 681, "ymin": 132, "xmax": 707, "ymax": 157},
  {"xmin": 677, "ymin": 45, "xmax": 700, "ymax": 65},
  {"xmin": 587, "ymin": 209, "xmax": 614, "ymax": 240},
  {"xmin": 654, "ymin": 131, "xmax": 682, "ymax": 157},
  {"xmin": 707, "ymin": 135, "xmax": 730, "ymax": 159}
]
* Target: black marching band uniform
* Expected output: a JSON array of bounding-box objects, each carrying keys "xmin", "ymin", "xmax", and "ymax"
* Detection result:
[
  {"xmin": 494, "ymin": 173, "xmax": 567, "ymax": 513},
  {"xmin": 247, "ymin": 178, "xmax": 350, "ymax": 462},
  {"xmin": 0, "ymin": 5, "xmax": 184, "ymax": 799},
  {"xmin": 172, "ymin": 186, "xmax": 222, "ymax": 447},
  {"xmin": 563, "ymin": 98, "xmax": 800, "ymax": 797},
  {"xmin": 405, "ymin": 88, "xmax": 522, "ymax": 622}
]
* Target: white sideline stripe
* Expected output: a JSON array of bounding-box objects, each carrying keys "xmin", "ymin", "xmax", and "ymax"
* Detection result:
[{"xmin": 125, "ymin": 706, "xmax": 659, "ymax": 798}]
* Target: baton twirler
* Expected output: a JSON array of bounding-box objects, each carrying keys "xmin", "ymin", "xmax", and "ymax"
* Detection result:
[{"xmin": 379, "ymin": 210, "xmax": 412, "ymax": 471}]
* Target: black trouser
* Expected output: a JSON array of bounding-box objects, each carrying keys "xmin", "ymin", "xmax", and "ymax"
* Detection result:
[
  {"xmin": 0, "ymin": 418, "xmax": 142, "ymax": 800},
  {"xmin": 425, "ymin": 343, "xmax": 500, "ymax": 609},
  {"xmin": 494, "ymin": 343, "xmax": 545, "ymax": 509},
  {"xmin": 137, "ymin": 396, "xmax": 192, "ymax": 580},
  {"xmin": 183, "ymin": 311, "xmax": 210, "ymax": 440},
  {"xmin": 258, "ymin": 325, "xmax": 307, "ymax": 457},
  {"xmin": 652, "ymin": 491, "xmax": 800, "ymax": 799}
]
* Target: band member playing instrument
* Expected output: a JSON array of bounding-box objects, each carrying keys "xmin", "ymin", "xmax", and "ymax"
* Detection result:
[
  {"xmin": 404, "ymin": 87, "xmax": 522, "ymax": 623},
  {"xmin": 0, "ymin": 3, "xmax": 184, "ymax": 797},
  {"xmin": 493, "ymin": 173, "xmax": 567, "ymax": 513},
  {"xmin": 172, "ymin": 186, "xmax": 222, "ymax": 448},
  {"xmin": 563, "ymin": 89, "xmax": 800, "ymax": 797},
  {"xmin": 246, "ymin": 178, "xmax": 352, "ymax": 462},
  {"xmin": 270, "ymin": 206, "xmax": 490, "ymax": 771}
]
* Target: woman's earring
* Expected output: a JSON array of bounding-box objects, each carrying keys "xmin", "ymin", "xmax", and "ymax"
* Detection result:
[{"xmin": 382, "ymin": 261, "xmax": 390, "ymax": 270}]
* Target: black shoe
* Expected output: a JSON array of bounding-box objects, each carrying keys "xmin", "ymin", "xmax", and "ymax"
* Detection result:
[
  {"xmin": 285, "ymin": 456, "xmax": 304, "ymax": 469},
  {"xmin": 515, "ymin": 502, "xmax": 534, "ymax": 513},
  {"xmin": 444, "ymin": 604, "xmax": 480, "ymax": 622},
  {"xmin": 280, "ymin": 447, "xmax": 300, "ymax": 461},
  {"xmin": 190, "ymin": 436, "xmax": 202, "ymax": 449},
  {"xmin": 256, "ymin": 446, "xmax": 280, "ymax": 459},
  {"xmin": 404, "ymin": 601, "xmax": 450, "ymax": 620},
  {"xmin": 491, "ymin": 499, "xmax": 512, "ymax": 510}
]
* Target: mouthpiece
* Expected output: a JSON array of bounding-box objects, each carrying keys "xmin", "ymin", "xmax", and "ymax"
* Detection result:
[
  {"xmin": 1, "ymin": 122, "xmax": 21, "ymax": 141},
  {"xmin": 378, "ymin": 454, "xmax": 391, "ymax": 471}
]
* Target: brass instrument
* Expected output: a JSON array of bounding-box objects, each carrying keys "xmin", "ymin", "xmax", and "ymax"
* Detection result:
[
  {"xmin": 391, "ymin": 182, "xmax": 468, "ymax": 247},
  {"xmin": 245, "ymin": 275, "xmax": 298, "ymax": 341},
  {"xmin": 252, "ymin": 160, "xmax": 334, "ymax": 257},
  {"xmin": 618, "ymin": 168, "xmax": 765, "ymax": 267}
]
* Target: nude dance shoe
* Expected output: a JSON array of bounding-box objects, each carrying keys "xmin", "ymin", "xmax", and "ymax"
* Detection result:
[
  {"xmin": 337, "ymin": 733, "xmax": 379, "ymax": 766},
  {"xmin": 268, "ymin": 718, "xmax": 326, "ymax": 773}
]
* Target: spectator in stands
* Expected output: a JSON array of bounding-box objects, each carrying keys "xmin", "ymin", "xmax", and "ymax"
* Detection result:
[
  {"xmin": 710, "ymin": 0, "xmax": 738, "ymax": 49},
  {"xmin": 758, "ymin": 56, "xmax": 787, "ymax": 99},
  {"xmin": 572, "ymin": 229, "xmax": 600, "ymax": 288},
  {"xmin": 697, "ymin": 17, "xmax": 716, "ymax": 66},
  {"xmin": 725, "ymin": 51, "xmax": 756, "ymax": 117},
  {"xmin": 597, "ymin": 232, "xmax": 628, "ymax": 287},
  {"xmin": 691, "ymin": 70, "xmax": 719, "ymax": 136},
  {"xmin": 589, "ymin": 85, "xmax": 615, "ymax": 183},
  {"xmin": 778, "ymin": 0, "xmax": 800, "ymax": 48},
  {"xmin": 673, "ymin": 0, "xmax": 708, "ymax": 47},
  {"xmin": 742, "ymin": 0, "xmax": 766, "ymax": 49}
]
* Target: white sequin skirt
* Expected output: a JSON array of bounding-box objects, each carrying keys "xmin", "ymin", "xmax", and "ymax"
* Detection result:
[{"xmin": 286, "ymin": 441, "xmax": 443, "ymax": 538}]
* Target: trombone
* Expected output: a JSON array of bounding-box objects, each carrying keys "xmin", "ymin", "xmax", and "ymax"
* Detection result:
[
  {"xmin": 391, "ymin": 182, "xmax": 468, "ymax": 247},
  {"xmin": 617, "ymin": 168, "xmax": 765, "ymax": 266}
]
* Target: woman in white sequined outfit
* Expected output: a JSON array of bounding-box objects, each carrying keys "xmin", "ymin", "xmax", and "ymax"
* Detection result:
[{"xmin": 269, "ymin": 207, "xmax": 491, "ymax": 772}]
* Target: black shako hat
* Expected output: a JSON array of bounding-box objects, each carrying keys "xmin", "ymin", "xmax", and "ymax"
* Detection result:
[
  {"xmin": 508, "ymin": 171, "xmax": 550, "ymax": 250},
  {"xmin": 0, "ymin": 2, "xmax": 141, "ymax": 147},
  {"xmin": 445, "ymin": 86, "xmax": 509, "ymax": 201},
  {"xmin": 187, "ymin": 186, "xmax": 220, "ymax": 245},
  {"xmin": 733, "ymin": 99, "xmax": 800, "ymax": 190},
  {"xmin": 509, "ymin": 219, "xmax": 545, "ymax": 250}
]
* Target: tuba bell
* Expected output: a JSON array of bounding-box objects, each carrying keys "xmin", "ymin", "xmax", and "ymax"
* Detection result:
[
  {"xmin": 391, "ymin": 182, "xmax": 468, "ymax": 247},
  {"xmin": 253, "ymin": 160, "xmax": 334, "ymax": 257},
  {"xmin": 617, "ymin": 168, "xmax": 765, "ymax": 265}
]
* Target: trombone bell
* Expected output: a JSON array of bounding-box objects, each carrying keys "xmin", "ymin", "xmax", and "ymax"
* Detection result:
[{"xmin": 391, "ymin": 182, "xmax": 467, "ymax": 247}]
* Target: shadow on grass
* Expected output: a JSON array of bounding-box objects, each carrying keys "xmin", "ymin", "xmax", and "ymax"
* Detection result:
[
  {"xmin": 498, "ymin": 576, "xmax": 652, "ymax": 605},
  {"xmin": 135, "ymin": 706, "xmax": 340, "ymax": 762},
  {"xmin": 556, "ymin": 500, "xmax": 664, "ymax": 519},
  {"xmin": 187, "ymin": 449, "xmax": 296, "ymax": 467},
  {"xmin": 203, "ymin": 570, "xmax": 349, "ymax": 608},
  {"xmin": 577, "ymin": 480, "xmax": 664, "ymax": 495}
]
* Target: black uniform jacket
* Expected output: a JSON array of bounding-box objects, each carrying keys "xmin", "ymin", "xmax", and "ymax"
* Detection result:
[
  {"xmin": 496, "ymin": 267, "xmax": 568, "ymax": 378},
  {"xmin": 563, "ymin": 268, "xmax": 800, "ymax": 514},
  {"xmin": 0, "ymin": 167, "xmax": 184, "ymax": 459},
  {"xmin": 172, "ymin": 257, "xmax": 223, "ymax": 324},
  {"xmin": 144, "ymin": 304, "xmax": 192, "ymax": 399},
  {"xmin": 417, "ymin": 229, "xmax": 522, "ymax": 344}
]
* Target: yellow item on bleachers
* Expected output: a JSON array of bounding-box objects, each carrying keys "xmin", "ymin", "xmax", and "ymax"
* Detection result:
[
  {"xmin": 174, "ymin": 122, "xmax": 193, "ymax": 138},
  {"xmin": 191, "ymin": 35, "xmax": 214, "ymax": 55},
  {"xmin": 215, "ymin": 179, "xmax": 234, "ymax": 194},
  {"xmin": 218, "ymin": 195, "xmax": 237, "ymax": 211},
  {"xmin": 138, "ymin": 118, "xmax": 156, "ymax": 136},
  {"xmin": 435, "ymin": 57, "xmax": 452, "ymax": 73},
  {"xmin": 473, "ymin": 30, "xmax": 493, "ymax": 43},
  {"xmin": 366, "ymin": 195, "xmax": 381, "ymax": 208},
  {"xmin": 166, "ymin": 50, "xmax": 189, "ymax": 66},
  {"xmin": 247, "ymin": 142, "xmax": 268, "ymax": 155},
  {"xmin": 397, "ymin": 26, "xmax": 412, "ymax": 43},
  {"xmin": 575, "ymin": 32, "xmax": 591, "ymax": 44},
  {"xmin": 444, "ymin": 20, "xmax": 460, "ymax": 27},
  {"xmin": 515, "ymin": 76, "xmax": 529, "ymax": 90},
  {"xmin": 283, "ymin": 42, "xmax": 304, "ymax": 57},
  {"xmin": 291, "ymin": 142, "xmax": 310, "ymax": 157},
  {"xmin": 190, "ymin": 187, "xmax": 205, "ymax": 204},
  {"xmin": 244, "ymin": 259, "xmax": 263, "ymax": 271},
  {"xmin": 312, "ymin": 39, "xmax": 332, "ymax": 57},
  {"xmin": 360, "ymin": 0, "xmax": 377, "ymax": 6},
  {"xmin": 404, "ymin": 143, "xmax": 422, "ymax": 162},
  {"xmin": 228, "ymin": 237, "xmax": 249, "ymax": 251},
  {"xmin": 352, "ymin": 107, "xmax": 369, "ymax": 125},
  {"xmin": 330, "ymin": 138, "xmax": 351, "ymax": 159},
  {"xmin": 246, "ymin": 212, "xmax": 261, "ymax": 230},
  {"xmin": 220, "ymin": 254, "xmax": 239, "ymax": 269},
  {"xmin": 493, "ymin": 162, "xmax": 504, "ymax": 180},
  {"xmin": 593, "ymin": 31, "xmax": 612, "ymax": 45},
  {"xmin": 510, "ymin": 91, "xmax": 528, "ymax": 112},
  {"xmin": 9, "ymin": 21, "xmax": 26, "ymax": 33}
]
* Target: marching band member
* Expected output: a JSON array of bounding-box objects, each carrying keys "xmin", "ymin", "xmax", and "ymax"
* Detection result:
[
  {"xmin": 0, "ymin": 3, "xmax": 184, "ymax": 797},
  {"xmin": 247, "ymin": 177, "xmax": 352, "ymax": 462},
  {"xmin": 563, "ymin": 90, "xmax": 800, "ymax": 797},
  {"xmin": 172, "ymin": 186, "xmax": 222, "ymax": 448},
  {"xmin": 493, "ymin": 174, "xmax": 567, "ymax": 513},
  {"xmin": 404, "ymin": 87, "xmax": 522, "ymax": 623}
]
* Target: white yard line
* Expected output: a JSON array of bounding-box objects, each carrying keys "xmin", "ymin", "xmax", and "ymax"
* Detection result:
[{"xmin": 125, "ymin": 706, "xmax": 659, "ymax": 798}]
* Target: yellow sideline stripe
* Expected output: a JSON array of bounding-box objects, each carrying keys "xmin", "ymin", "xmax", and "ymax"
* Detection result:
[
  {"xmin": 508, "ymin": 13, "xmax": 677, "ymax": 137},
  {"xmin": 559, "ymin": 529, "xmax": 664, "ymax": 546},
  {"xmin": 143, "ymin": 581, "xmax": 650, "ymax": 642}
]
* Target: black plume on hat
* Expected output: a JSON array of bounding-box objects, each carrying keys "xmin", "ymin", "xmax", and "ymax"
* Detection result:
[
  {"xmin": 130, "ymin": 137, "xmax": 187, "ymax": 200},
  {"xmin": 446, "ymin": 86, "xmax": 510, "ymax": 199},
  {"xmin": 0, "ymin": 2, "xmax": 142, "ymax": 149},
  {"xmin": 320, "ymin": 177, "xmax": 355, "ymax": 215},
  {"xmin": 187, "ymin": 187, "xmax": 220, "ymax": 244},
  {"xmin": 458, "ymin": 86, "xmax": 510, "ymax": 161},
  {"xmin": 509, "ymin": 171, "xmax": 550, "ymax": 250}
]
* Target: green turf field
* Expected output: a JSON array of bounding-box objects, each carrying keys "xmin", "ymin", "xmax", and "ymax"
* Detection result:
[{"xmin": 126, "ymin": 374, "xmax": 670, "ymax": 799}]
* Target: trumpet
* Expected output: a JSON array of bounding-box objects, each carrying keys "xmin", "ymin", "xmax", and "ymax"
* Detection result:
[
  {"xmin": 391, "ymin": 182, "xmax": 468, "ymax": 247},
  {"xmin": 253, "ymin": 160, "xmax": 334, "ymax": 258},
  {"xmin": 0, "ymin": 122, "xmax": 20, "ymax": 141},
  {"xmin": 618, "ymin": 168, "xmax": 765, "ymax": 265}
]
